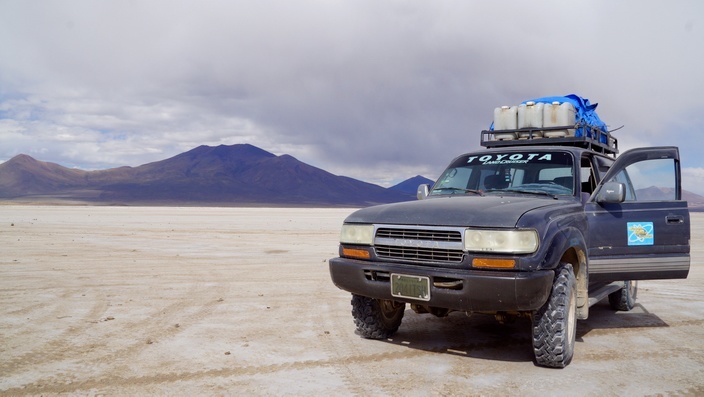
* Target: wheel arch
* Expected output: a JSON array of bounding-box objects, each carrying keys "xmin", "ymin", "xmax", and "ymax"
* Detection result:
[
  {"xmin": 539, "ymin": 222, "xmax": 589, "ymax": 320},
  {"xmin": 560, "ymin": 246, "xmax": 589, "ymax": 319}
]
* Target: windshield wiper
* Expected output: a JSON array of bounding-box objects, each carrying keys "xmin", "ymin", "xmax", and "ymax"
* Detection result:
[
  {"xmin": 502, "ymin": 189, "xmax": 558, "ymax": 199},
  {"xmin": 432, "ymin": 187, "xmax": 484, "ymax": 196}
]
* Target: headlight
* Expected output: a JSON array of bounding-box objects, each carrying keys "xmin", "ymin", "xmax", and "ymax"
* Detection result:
[
  {"xmin": 340, "ymin": 224, "xmax": 374, "ymax": 245},
  {"xmin": 464, "ymin": 229, "xmax": 538, "ymax": 254}
]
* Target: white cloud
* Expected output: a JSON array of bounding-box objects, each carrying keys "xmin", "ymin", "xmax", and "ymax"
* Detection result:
[{"xmin": 1, "ymin": 1, "xmax": 703, "ymax": 188}]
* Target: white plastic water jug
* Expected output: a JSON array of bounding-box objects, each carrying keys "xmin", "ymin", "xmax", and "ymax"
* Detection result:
[
  {"xmin": 517, "ymin": 101, "xmax": 544, "ymax": 138},
  {"xmin": 493, "ymin": 106, "xmax": 518, "ymax": 140},
  {"xmin": 543, "ymin": 101, "xmax": 576, "ymax": 137}
]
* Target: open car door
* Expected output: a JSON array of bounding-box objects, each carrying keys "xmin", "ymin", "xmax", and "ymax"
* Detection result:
[{"xmin": 585, "ymin": 146, "xmax": 690, "ymax": 282}]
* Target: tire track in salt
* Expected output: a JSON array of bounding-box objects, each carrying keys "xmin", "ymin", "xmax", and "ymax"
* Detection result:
[
  {"xmin": 92, "ymin": 280, "xmax": 229, "ymax": 369},
  {"xmin": 316, "ymin": 298, "xmax": 374, "ymax": 396},
  {"xmin": 2, "ymin": 279, "xmax": 227, "ymax": 381},
  {"xmin": 3, "ymin": 351, "xmax": 420, "ymax": 395},
  {"xmin": 308, "ymin": 297, "xmax": 535, "ymax": 395},
  {"xmin": 579, "ymin": 317, "xmax": 704, "ymax": 338},
  {"xmin": 3, "ymin": 338, "xmax": 533, "ymax": 395},
  {"xmin": 579, "ymin": 345, "xmax": 699, "ymax": 363},
  {"xmin": 0, "ymin": 289, "xmax": 110, "ymax": 376},
  {"xmin": 646, "ymin": 384, "xmax": 704, "ymax": 397},
  {"xmin": 7, "ymin": 304, "xmax": 533, "ymax": 395}
]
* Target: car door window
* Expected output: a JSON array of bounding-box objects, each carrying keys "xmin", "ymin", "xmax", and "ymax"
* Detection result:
[{"xmin": 605, "ymin": 158, "xmax": 676, "ymax": 201}]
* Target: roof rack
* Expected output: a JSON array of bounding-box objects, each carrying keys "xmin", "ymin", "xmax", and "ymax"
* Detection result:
[{"xmin": 480, "ymin": 124, "xmax": 618, "ymax": 156}]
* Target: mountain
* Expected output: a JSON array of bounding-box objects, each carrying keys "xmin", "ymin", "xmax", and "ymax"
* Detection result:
[
  {"xmin": 683, "ymin": 190, "xmax": 704, "ymax": 211},
  {"xmin": 388, "ymin": 175, "xmax": 435, "ymax": 195},
  {"xmin": 635, "ymin": 186, "xmax": 704, "ymax": 211},
  {"xmin": 0, "ymin": 154, "xmax": 89, "ymax": 197},
  {"xmin": 4, "ymin": 147, "xmax": 703, "ymax": 209},
  {"xmin": 0, "ymin": 144, "xmax": 414, "ymax": 206}
]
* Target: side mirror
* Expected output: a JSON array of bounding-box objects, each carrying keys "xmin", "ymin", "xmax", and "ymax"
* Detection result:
[
  {"xmin": 417, "ymin": 184, "xmax": 429, "ymax": 200},
  {"xmin": 596, "ymin": 181, "xmax": 626, "ymax": 203}
]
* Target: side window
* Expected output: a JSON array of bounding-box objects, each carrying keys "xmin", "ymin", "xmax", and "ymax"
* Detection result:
[
  {"xmin": 607, "ymin": 158, "xmax": 676, "ymax": 201},
  {"xmin": 594, "ymin": 156, "xmax": 613, "ymax": 180},
  {"xmin": 580, "ymin": 156, "xmax": 598, "ymax": 194}
]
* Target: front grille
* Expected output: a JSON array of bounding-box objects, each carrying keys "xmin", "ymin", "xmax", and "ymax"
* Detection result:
[
  {"xmin": 373, "ymin": 226, "xmax": 465, "ymax": 264},
  {"xmin": 375, "ymin": 244, "xmax": 465, "ymax": 263},
  {"xmin": 375, "ymin": 228, "xmax": 462, "ymax": 242}
]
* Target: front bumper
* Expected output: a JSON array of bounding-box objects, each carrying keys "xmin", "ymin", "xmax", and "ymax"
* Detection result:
[{"xmin": 329, "ymin": 257, "xmax": 554, "ymax": 312}]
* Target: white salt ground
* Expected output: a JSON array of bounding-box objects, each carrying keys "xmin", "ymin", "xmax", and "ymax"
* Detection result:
[{"xmin": 1, "ymin": 206, "xmax": 703, "ymax": 396}]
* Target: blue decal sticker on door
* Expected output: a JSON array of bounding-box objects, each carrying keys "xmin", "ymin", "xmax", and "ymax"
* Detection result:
[{"xmin": 627, "ymin": 222, "xmax": 654, "ymax": 246}]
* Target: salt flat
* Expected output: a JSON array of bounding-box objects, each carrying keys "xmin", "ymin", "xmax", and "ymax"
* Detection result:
[{"xmin": 1, "ymin": 206, "xmax": 703, "ymax": 396}]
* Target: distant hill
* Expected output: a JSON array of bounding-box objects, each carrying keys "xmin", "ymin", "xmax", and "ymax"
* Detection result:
[
  {"xmin": 684, "ymin": 190, "xmax": 704, "ymax": 211},
  {"xmin": 3, "ymin": 146, "xmax": 703, "ymax": 209},
  {"xmin": 388, "ymin": 175, "xmax": 435, "ymax": 195},
  {"xmin": 634, "ymin": 186, "xmax": 704, "ymax": 211},
  {"xmin": 0, "ymin": 144, "xmax": 415, "ymax": 206}
]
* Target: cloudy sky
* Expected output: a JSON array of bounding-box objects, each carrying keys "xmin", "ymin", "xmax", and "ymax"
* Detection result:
[{"xmin": 2, "ymin": 1, "xmax": 704, "ymax": 194}]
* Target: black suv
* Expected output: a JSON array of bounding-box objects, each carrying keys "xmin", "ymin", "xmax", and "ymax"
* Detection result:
[{"xmin": 329, "ymin": 129, "xmax": 690, "ymax": 368}]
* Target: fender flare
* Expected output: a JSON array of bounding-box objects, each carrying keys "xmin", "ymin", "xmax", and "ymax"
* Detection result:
[{"xmin": 540, "ymin": 225, "xmax": 589, "ymax": 319}]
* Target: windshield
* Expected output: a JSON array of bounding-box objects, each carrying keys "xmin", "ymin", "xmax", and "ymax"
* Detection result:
[{"xmin": 431, "ymin": 151, "xmax": 575, "ymax": 196}]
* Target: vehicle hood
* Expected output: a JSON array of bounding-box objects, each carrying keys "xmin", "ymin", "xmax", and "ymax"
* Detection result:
[{"xmin": 345, "ymin": 195, "xmax": 566, "ymax": 228}]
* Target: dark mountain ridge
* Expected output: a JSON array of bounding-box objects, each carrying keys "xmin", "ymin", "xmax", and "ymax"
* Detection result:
[
  {"xmin": 636, "ymin": 186, "xmax": 704, "ymax": 211},
  {"xmin": 389, "ymin": 175, "xmax": 435, "ymax": 195},
  {"xmin": 0, "ymin": 144, "xmax": 414, "ymax": 206},
  {"xmin": 0, "ymin": 154, "xmax": 88, "ymax": 195},
  {"xmin": 4, "ymin": 144, "xmax": 702, "ymax": 209}
]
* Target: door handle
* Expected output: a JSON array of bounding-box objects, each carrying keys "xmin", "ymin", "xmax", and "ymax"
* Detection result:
[{"xmin": 666, "ymin": 215, "xmax": 684, "ymax": 224}]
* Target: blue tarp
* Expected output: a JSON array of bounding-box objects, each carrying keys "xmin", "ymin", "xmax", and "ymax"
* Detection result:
[
  {"xmin": 490, "ymin": 94, "xmax": 608, "ymax": 142},
  {"xmin": 523, "ymin": 94, "xmax": 607, "ymax": 140}
]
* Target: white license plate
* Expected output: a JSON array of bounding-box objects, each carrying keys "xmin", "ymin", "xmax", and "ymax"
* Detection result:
[{"xmin": 391, "ymin": 273, "xmax": 430, "ymax": 301}]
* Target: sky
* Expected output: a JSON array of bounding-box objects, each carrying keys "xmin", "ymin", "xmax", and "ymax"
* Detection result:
[{"xmin": 2, "ymin": 1, "xmax": 704, "ymax": 194}]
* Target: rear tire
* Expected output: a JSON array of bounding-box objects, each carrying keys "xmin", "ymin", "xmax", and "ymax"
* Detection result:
[
  {"xmin": 351, "ymin": 294, "xmax": 405, "ymax": 339},
  {"xmin": 609, "ymin": 280, "xmax": 637, "ymax": 311},
  {"xmin": 531, "ymin": 263, "xmax": 577, "ymax": 368}
]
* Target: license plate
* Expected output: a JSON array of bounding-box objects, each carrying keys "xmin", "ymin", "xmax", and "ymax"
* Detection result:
[{"xmin": 391, "ymin": 273, "xmax": 430, "ymax": 301}]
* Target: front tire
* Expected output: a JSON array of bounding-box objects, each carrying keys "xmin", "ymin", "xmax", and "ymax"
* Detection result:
[
  {"xmin": 351, "ymin": 294, "xmax": 405, "ymax": 339},
  {"xmin": 609, "ymin": 280, "xmax": 637, "ymax": 311},
  {"xmin": 531, "ymin": 263, "xmax": 577, "ymax": 368}
]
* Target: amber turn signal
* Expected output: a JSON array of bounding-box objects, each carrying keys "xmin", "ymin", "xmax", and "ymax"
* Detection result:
[
  {"xmin": 342, "ymin": 247, "xmax": 371, "ymax": 260},
  {"xmin": 472, "ymin": 258, "xmax": 516, "ymax": 269}
]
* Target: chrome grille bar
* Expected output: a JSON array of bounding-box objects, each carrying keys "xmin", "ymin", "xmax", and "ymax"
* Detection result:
[{"xmin": 373, "ymin": 226, "xmax": 465, "ymax": 264}]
